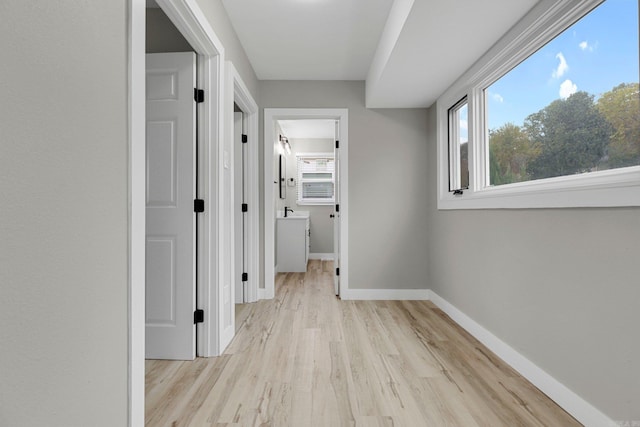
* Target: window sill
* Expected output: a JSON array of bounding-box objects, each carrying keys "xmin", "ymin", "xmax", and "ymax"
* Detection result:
[
  {"xmin": 296, "ymin": 200, "xmax": 335, "ymax": 206},
  {"xmin": 438, "ymin": 166, "xmax": 640, "ymax": 210}
]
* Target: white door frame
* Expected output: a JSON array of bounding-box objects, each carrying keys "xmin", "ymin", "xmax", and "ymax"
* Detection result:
[
  {"xmin": 226, "ymin": 62, "xmax": 259, "ymax": 305},
  {"xmin": 263, "ymin": 109, "xmax": 349, "ymax": 299},
  {"xmin": 334, "ymin": 120, "xmax": 341, "ymax": 296},
  {"xmin": 129, "ymin": 0, "xmax": 227, "ymax": 425}
]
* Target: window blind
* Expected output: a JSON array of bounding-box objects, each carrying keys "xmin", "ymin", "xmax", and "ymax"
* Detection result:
[{"xmin": 296, "ymin": 154, "xmax": 335, "ymax": 204}]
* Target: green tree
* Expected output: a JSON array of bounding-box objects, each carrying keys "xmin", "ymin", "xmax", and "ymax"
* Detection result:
[
  {"xmin": 489, "ymin": 123, "xmax": 539, "ymax": 185},
  {"xmin": 596, "ymin": 83, "xmax": 640, "ymax": 168},
  {"xmin": 524, "ymin": 91, "xmax": 612, "ymax": 180},
  {"xmin": 460, "ymin": 141, "xmax": 469, "ymax": 189}
]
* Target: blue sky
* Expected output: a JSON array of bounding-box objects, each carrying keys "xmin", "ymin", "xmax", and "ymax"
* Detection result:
[{"xmin": 486, "ymin": 0, "xmax": 639, "ymax": 131}]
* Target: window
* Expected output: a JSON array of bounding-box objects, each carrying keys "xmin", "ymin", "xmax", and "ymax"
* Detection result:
[
  {"xmin": 296, "ymin": 153, "xmax": 335, "ymax": 205},
  {"xmin": 437, "ymin": 0, "xmax": 640, "ymax": 209},
  {"xmin": 448, "ymin": 98, "xmax": 469, "ymax": 191}
]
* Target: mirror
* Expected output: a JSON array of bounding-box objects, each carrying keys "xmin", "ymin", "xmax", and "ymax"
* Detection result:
[{"xmin": 279, "ymin": 154, "xmax": 286, "ymax": 199}]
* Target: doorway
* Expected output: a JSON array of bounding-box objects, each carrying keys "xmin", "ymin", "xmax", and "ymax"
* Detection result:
[
  {"xmin": 226, "ymin": 62, "xmax": 259, "ymax": 333},
  {"xmin": 234, "ymin": 105, "xmax": 246, "ymax": 307},
  {"xmin": 263, "ymin": 109, "xmax": 349, "ymax": 300},
  {"xmin": 275, "ymin": 120, "xmax": 335, "ymax": 270},
  {"xmin": 130, "ymin": 0, "xmax": 228, "ymax": 424},
  {"xmin": 145, "ymin": 3, "xmax": 205, "ymax": 363}
]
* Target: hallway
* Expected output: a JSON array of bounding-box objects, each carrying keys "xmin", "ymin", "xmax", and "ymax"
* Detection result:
[{"xmin": 145, "ymin": 260, "xmax": 579, "ymax": 426}]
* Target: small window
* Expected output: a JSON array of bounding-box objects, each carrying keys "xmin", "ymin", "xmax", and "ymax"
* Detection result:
[
  {"xmin": 296, "ymin": 153, "xmax": 335, "ymax": 205},
  {"xmin": 448, "ymin": 98, "xmax": 469, "ymax": 191}
]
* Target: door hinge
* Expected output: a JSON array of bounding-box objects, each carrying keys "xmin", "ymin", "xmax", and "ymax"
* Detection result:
[
  {"xmin": 194, "ymin": 199, "xmax": 205, "ymax": 213},
  {"xmin": 194, "ymin": 309, "xmax": 204, "ymax": 324},
  {"xmin": 336, "ymin": 267, "xmax": 340, "ymax": 276},
  {"xmin": 335, "ymin": 140, "xmax": 339, "ymax": 149},
  {"xmin": 241, "ymin": 203, "xmax": 248, "ymax": 212},
  {"xmin": 194, "ymin": 88, "xmax": 204, "ymax": 103},
  {"xmin": 242, "ymin": 134, "xmax": 248, "ymax": 143},
  {"xmin": 242, "ymin": 272, "xmax": 248, "ymax": 282},
  {"xmin": 335, "ymin": 204, "xmax": 340, "ymax": 213}
]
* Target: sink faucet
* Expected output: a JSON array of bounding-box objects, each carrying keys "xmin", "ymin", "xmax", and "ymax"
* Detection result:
[{"xmin": 284, "ymin": 206, "xmax": 294, "ymax": 217}]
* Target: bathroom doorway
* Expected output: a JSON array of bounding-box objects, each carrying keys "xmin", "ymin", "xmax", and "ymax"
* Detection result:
[{"xmin": 263, "ymin": 109, "xmax": 349, "ymax": 299}]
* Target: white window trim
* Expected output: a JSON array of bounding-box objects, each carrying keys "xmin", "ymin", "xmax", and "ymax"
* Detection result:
[
  {"xmin": 296, "ymin": 152, "xmax": 335, "ymax": 205},
  {"xmin": 296, "ymin": 200, "xmax": 335, "ymax": 206},
  {"xmin": 448, "ymin": 97, "xmax": 468, "ymax": 192},
  {"xmin": 437, "ymin": 0, "xmax": 640, "ymax": 209}
]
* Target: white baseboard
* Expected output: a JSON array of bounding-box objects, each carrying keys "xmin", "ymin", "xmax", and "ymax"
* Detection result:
[
  {"xmin": 258, "ymin": 287, "xmax": 274, "ymax": 300},
  {"xmin": 309, "ymin": 253, "xmax": 334, "ymax": 260},
  {"xmin": 427, "ymin": 290, "xmax": 614, "ymax": 427},
  {"xmin": 340, "ymin": 288, "xmax": 429, "ymax": 300}
]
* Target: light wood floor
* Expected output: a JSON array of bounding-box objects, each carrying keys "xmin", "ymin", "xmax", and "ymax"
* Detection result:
[{"xmin": 145, "ymin": 260, "xmax": 581, "ymax": 426}]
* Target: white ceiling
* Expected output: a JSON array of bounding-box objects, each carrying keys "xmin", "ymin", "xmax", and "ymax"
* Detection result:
[
  {"xmin": 278, "ymin": 119, "xmax": 335, "ymax": 139},
  {"xmin": 366, "ymin": 0, "xmax": 539, "ymax": 107},
  {"xmin": 221, "ymin": 0, "xmax": 539, "ymax": 107},
  {"xmin": 221, "ymin": 0, "xmax": 394, "ymax": 80}
]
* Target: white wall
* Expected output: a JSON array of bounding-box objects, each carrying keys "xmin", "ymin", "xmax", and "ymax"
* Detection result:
[
  {"xmin": 425, "ymin": 105, "xmax": 640, "ymax": 421},
  {"xmin": 260, "ymin": 81, "xmax": 430, "ymax": 290},
  {"xmin": 0, "ymin": 1, "xmax": 129, "ymax": 425}
]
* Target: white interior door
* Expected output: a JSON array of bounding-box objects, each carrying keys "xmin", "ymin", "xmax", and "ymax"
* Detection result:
[
  {"xmin": 234, "ymin": 111, "xmax": 245, "ymax": 304},
  {"xmin": 145, "ymin": 52, "xmax": 197, "ymax": 360},
  {"xmin": 334, "ymin": 120, "xmax": 341, "ymax": 296}
]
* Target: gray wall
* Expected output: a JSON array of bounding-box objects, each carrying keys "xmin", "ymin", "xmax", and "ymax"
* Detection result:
[
  {"xmin": 284, "ymin": 138, "xmax": 334, "ymax": 254},
  {"xmin": 195, "ymin": 0, "xmax": 259, "ymax": 101},
  {"xmin": 425, "ymin": 106, "xmax": 640, "ymax": 421},
  {"xmin": 0, "ymin": 1, "xmax": 128, "ymax": 426},
  {"xmin": 260, "ymin": 81, "xmax": 430, "ymax": 289},
  {"xmin": 146, "ymin": 8, "xmax": 194, "ymax": 53}
]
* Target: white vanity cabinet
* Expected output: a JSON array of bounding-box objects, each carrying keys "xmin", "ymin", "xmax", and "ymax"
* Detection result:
[{"xmin": 276, "ymin": 215, "xmax": 310, "ymax": 272}]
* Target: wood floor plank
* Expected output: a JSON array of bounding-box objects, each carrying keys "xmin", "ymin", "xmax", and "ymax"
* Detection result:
[
  {"xmin": 146, "ymin": 261, "xmax": 581, "ymax": 426},
  {"xmin": 327, "ymin": 341, "xmax": 357, "ymax": 425}
]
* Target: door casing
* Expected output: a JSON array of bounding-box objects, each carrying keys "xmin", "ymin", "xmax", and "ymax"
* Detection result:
[{"xmin": 333, "ymin": 120, "xmax": 341, "ymax": 296}]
